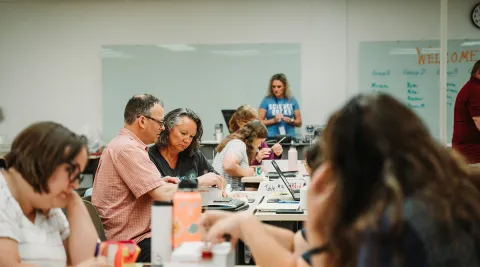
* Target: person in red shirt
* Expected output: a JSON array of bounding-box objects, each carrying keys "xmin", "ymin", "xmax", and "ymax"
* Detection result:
[{"xmin": 452, "ymin": 60, "xmax": 480, "ymax": 163}]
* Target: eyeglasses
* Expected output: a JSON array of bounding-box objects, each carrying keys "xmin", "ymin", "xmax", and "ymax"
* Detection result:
[
  {"xmin": 137, "ymin": 115, "xmax": 164, "ymax": 127},
  {"xmin": 66, "ymin": 161, "xmax": 84, "ymax": 185}
]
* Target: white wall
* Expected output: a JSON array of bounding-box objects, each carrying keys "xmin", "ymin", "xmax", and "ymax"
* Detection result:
[
  {"xmin": 0, "ymin": 0, "xmax": 347, "ymax": 145},
  {"xmin": 0, "ymin": 0, "xmax": 477, "ymax": 145}
]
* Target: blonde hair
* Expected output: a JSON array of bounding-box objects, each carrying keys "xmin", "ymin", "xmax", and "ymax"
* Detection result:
[
  {"xmin": 267, "ymin": 73, "xmax": 292, "ymax": 99},
  {"xmin": 228, "ymin": 105, "xmax": 258, "ymax": 133}
]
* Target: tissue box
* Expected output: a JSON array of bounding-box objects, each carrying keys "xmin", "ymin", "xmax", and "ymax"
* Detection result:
[{"xmin": 165, "ymin": 242, "xmax": 235, "ymax": 267}]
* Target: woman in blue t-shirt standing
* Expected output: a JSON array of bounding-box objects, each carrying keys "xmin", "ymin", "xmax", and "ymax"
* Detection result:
[{"xmin": 258, "ymin": 73, "xmax": 302, "ymax": 138}]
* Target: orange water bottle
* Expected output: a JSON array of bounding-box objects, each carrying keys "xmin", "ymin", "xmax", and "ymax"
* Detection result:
[{"xmin": 173, "ymin": 179, "xmax": 202, "ymax": 248}]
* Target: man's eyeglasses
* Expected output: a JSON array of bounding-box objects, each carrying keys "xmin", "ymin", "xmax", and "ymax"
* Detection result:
[
  {"xmin": 66, "ymin": 161, "xmax": 84, "ymax": 185},
  {"xmin": 137, "ymin": 115, "xmax": 164, "ymax": 127}
]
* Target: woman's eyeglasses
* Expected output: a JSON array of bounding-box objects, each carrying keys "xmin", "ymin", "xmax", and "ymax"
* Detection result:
[{"xmin": 66, "ymin": 161, "xmax": 84, "ymax": 185}]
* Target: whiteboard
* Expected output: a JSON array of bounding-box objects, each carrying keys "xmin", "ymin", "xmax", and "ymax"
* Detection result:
[
  {"xmin": 102, "ymin": 43, "xmax": 301, "ymax": 142},
  {"xmin": 359, "ymin": 39, "xmax": 480, "ymax": 141}
]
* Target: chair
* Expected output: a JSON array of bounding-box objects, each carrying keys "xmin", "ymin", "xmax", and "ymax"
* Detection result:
[
  {"xmin": 83, "ymin": 200, "xmax": 107, "ymax": 241},
  {"xmin": 82, "ymin": 195, "xmax": 92, "ymax": 202}
]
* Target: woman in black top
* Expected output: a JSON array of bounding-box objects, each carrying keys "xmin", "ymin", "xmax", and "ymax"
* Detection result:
[{"xmin": 148, "ymin": 108, "xmax": 224, "ymax": 188}]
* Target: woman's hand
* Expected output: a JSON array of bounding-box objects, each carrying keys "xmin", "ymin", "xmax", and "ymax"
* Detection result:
[
  {"xmin": 271, "ymin": 143, "xmax": 283, "ymax": 156},
  {"xmin": 198, "ymin": 173, "xmax": 225, "ymax": 189},
  {"xmin": 200, "ymin": 211, "xmax": 251, "ymax": 246},
  {"xmin": 199, "ymin": 210, "xmax": 234, "ymax": 237},
  {"xmin": 283, "ymin": 117, "xmax": 294, "ymax": 124},
  {"xmin": 255, "ymin": 148, "xmax": 271, "ymax": 162},
  {"xmin": 306, "ymin": 163, "xmax": 336, "ymax": 246},
  {"xmin": 163, "ymin": 176, "xmax": 180, "ymax": 184},
  {"xmin": 63, "ymin": 190, "xmax": 83, "ymax": 211},
  {"xmin": 275, "ymin": 113, "xmax": 284, "ymax": 122},
  {"xmin": 245, "ymin": 167, "xmax": 255, "ymax": 177},
  {"xmin": 75, "ymin": 256, "xmax": 110, "ymax": 267}
]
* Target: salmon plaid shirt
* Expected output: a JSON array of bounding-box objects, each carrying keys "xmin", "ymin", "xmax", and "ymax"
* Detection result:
[{"xmin": 92, "ymin": 128, "xmax": 165, "ymax": 243}]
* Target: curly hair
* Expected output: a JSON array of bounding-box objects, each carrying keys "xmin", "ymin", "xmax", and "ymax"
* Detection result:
[{"xmin": 216, "ymin": 120, "xmax": 267, "ymax": 163}]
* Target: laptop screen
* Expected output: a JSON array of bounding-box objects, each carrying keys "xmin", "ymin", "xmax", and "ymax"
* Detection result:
[
  {"xmin": 221, "ymin": 109, "xmax": 236, "ymax": 133},
  {"xmin": 271, "ymin": 160, "xmax": 297, "ymax": 200}
]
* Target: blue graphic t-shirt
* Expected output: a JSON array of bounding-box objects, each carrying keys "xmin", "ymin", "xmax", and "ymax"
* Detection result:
[{"xmin": 259, "ymin": 96, "xmax": 299, "ymax": 137}]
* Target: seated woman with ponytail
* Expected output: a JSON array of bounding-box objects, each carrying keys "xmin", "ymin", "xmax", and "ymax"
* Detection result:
[{"xmin": 212, "ymin": 120, "xmax": 268, "ymax": 191}]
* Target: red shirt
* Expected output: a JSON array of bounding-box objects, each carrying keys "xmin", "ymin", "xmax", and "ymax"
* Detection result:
[{"xmin": 452, "ymin": 77, "xmax": 480, "ymax": 163}]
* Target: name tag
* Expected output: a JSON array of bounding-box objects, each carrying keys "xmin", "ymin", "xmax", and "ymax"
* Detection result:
[{"xmin": 278, "ymin": 125, "xmax": 286, "ymax": 135}]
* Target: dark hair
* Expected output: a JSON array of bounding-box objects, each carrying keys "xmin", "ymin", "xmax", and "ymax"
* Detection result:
[
  {"xmin": 471, "ymin": 60, "xmax": 480, "ymax": 78},
  {"xmin": 304, "ymin": 139, "xmax": 323, "ymax": 171},
  {"xmin": 216, "ymin": 120, "xmax": 268, "ymax": 163},
  {"xmin": 4, "ymin": 122, "xmax": 88, "ymax": 194},
  {"xmin": 267, "ymin": 73, "xmax": 292, "ymax": 99},
  {"xmin": 124, "ymin": 94, "xmax": 163, "ymax": 125},
  {"xmin": 228, "ymin": 105, "xmax": 258, "ymax": 133},
  {"xmin": 156, "ymin": 108, "xmax": 203, "ymax": 157},
  {"xmin": 318, "ymin": 93, "xmax": 480, "ymax": 267}
]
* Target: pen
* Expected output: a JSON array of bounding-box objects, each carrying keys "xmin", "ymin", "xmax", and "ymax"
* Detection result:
[
  {"xmin": 94, "ymin": 239, "xmax": 101, "ymax": 257},
  {"xmin": 275, "ymin": 136, "xmax": 287, "ymax": 145},
  {"xmin": 279, "ymin": 201, "xmax": 300, "ymax": 204}
]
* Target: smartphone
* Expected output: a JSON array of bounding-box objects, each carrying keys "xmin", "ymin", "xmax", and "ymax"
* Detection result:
[
  {"xmin": 267, "ymin": 198, "xmax": 280, "ymax": 203},
  {"xmin": 275, "ymin": 209, "xmax": 304, "ymax": 214}
]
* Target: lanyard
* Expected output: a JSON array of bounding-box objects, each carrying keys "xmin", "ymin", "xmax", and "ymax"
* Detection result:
[{"xmin": 275, "ymin": 97, "xmax": 290, "ymax": 116}]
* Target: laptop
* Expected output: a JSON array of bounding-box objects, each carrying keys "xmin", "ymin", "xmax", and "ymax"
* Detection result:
[
  {"xmin": 221, "ymin": 109, "xmax": 236, "ymax": 133},
  {"xmin": 271, "ymin": 160, "xmax": 301, "ymax": 201}
]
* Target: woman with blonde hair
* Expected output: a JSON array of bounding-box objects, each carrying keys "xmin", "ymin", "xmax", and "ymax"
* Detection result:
[
  {"xmin": 202, "ymin": 93, "xmax": 480, "ymax": 267},
  {"xmin": 212, "ymin": 120, "xmax": 268, "ymax": 191},
  {"xmin": 229, "ymin": 105, "xmax": 283, "ymax": 165},
  {"xmin": 258, "ymin": 73, "xmax": 302, "ymax": 139}
]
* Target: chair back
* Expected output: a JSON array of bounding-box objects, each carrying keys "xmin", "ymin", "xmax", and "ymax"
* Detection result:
[
  {"xmin": 83, "ymin": 195, "xmax": 92, "ymax": 202},
  {"xmin": 83, "ymin": 200, "xmax": 107, "ymax": 241}
]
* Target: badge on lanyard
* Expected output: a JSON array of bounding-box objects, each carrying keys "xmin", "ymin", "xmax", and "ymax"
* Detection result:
[{"xmin": 278, "ymin": 125, "xmax": 286, "ymax": 135}]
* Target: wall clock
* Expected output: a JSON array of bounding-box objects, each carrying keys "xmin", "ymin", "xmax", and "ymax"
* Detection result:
[{"xmin": 472, "ymin": 3, "xmax": 480, "ymax": 29}]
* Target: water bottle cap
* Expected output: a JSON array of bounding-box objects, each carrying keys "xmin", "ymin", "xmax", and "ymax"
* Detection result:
[{"xmin": 178, "ymin": 179, "xmax": 199, "ymax": 190}]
